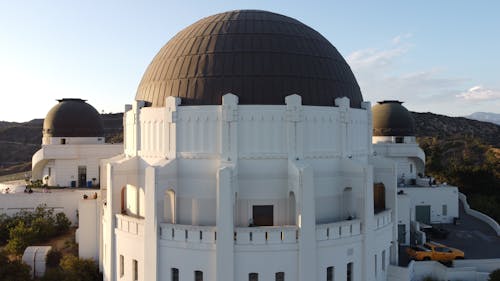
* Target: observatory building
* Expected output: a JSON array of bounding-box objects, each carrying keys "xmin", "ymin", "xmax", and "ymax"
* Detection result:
[
  {"xmin": 100, "ymin": 10, "xmax": 398, "ymax": 281},
  {"xmin": 32, "ymin": 98, "xmax": 122, "ymax": 188}
]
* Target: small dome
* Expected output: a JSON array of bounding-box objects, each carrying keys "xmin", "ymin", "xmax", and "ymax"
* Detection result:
[
  {"xmin": 43, "ymin": 99, "xmax": 104, "ymax": 138},
  {"xmin": 136, "ymin": 10, "xmax": 363, "ymax": 108},
  {"xmin": 372, "ymin": 100, "xmax": 415, "ymax": 136}
]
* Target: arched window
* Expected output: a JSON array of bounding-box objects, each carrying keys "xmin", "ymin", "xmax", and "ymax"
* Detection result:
[
  {"xmin": 194, "ymin": 270, "xmax": 203, "ymax": 281},
  {"xmin": 121, "ymin": 187, "xmax": 127, "ymax": 214},
  {"xmin": 171, "ymin": 268, "xmax": 179, "ymax": 281},
  {"xmin": 249, "ymin": 272, "xmax": 258, "ymax": 281},
  {"xmin": 326, "ymin": 266, "xmax": 334, "ymax": 281},
  {"xmin": 342, "ymin": 187, "xmax": 353, "ymax": 220},
  {"xmin": 288, "ymin": 192, "xmax": 296, "ymax": 225},
  {"xmin": 164, "ymin": 189, "xmax": 176, "ymax": 223},
  {"xmin": 373, "ymin": 183, "xmax": 386, "ymax": 213}
]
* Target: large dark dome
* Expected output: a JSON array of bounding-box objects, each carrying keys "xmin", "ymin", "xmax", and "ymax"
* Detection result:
[
  {"xmin": 43, "ymin": 99, "xmax": 104, "ymax": 138},
  {"xmin": 372, "ymin": 100, "xmax": 415, "ymax": 136},
  {"xmin": 136, "ymin": 10, "xmax": 363, "ymax": 108}
]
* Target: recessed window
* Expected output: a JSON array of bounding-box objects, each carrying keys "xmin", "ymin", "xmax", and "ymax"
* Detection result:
[
  {"xmin": 347, "ymin": 262, "xmax": 353, "ymax": 281},
  {"xmin": 382, "ymin": 250, "xmax": 386, "ymax": 271},
  {"xmin": 119, "ymin": 255, "xmax": 124, "ymax": 277},
  {"xmin": 60, "ymin": 138, "xmax": 66, "ymax": 144},
  {"xmin": 253, "ymin": 205, "xmax": 273, "ymax": 226},
  {"xmin": 275, "ymin": 272, "xmax": 284, "ymax": 281},
  {"xmin": 249, "ymin": 272, "xmax": 258, "ymax": 281},
  {"xmin": 327, "ymin": 266, "xmax": 334, "ymax": 281},
  {"xmin": 133, "ymin": 259, "xmax": 138, "ymax": 281},
  {"xmin": 395, "ymin": 137, "xmax": 404, "ymax": 143},
  {"xmin": 172, "ymin": 268, "xmax": 179, "ymax": 281},
  {"xmin": 195, "ymin": 270, "xmax": 203, "ymax": 281},
  {"xmin": 442, "ymin": 205, "xmax": 447, "ymax": 216},
  {"xmin": 374, "ymin": 255, "xmax": 377, "ymax": 277}
]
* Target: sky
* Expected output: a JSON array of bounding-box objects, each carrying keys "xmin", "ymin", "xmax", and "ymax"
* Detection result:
[{"xmin": 0, "ymin": 1, "xmax": 499, "ymax": 122}]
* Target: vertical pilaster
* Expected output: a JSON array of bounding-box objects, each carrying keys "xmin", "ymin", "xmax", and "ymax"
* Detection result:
[
  {"xmin": 221, "ymin": 94, "xmax": 239, "ymax": 162},
  {"xmin": 335, "ymin": 97, "xmax": 350, "ymax": 158},
  {"xmin": 165, "ymin": 97, "xmax": 181, "ymax": 160},
  {"xmin": 362, "ymin": 166, "xmax": 375, "ymax": 281},
  {"xmin": 297, "ymin": 163, "xmax": 316, "ymax": 281},
  {"xmin": 216, "ymin": 166, "xmax": 234, "ymax": 281},
  {"xmin": 144, "ymin": 166, "xmax": 158, "ymax": 281},
  {"xmin": 105, "ymin": 163, "xmax": 115, "ymax": 281},
  {"xmin": 132, "ymin": 100, "xmax": 145, "ymax": 157},
  {"xmin": 285, "ymin": 94, "xmax": 303, "ymax": 160},
  {"xmin": 361, "ymin": 101, "xmax": 373, "ymax": 154}
]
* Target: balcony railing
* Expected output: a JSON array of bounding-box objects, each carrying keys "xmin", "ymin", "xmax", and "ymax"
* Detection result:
[
  {"xmin": 374, "ymin": 209, "xmax": 392, "ymax": 230},
  {"xmin": 316, "ymin": 219, "xmax": 361, "ymax": 241},
  {"xmin": 115, "ymin": 214, "xmax": 144, "ymax": 236},
  {"xmin": 234, "ymin": 226, "xmax": 298, "ymax": 245},
  {"xmin": 160, "ymin": 223, "xmax": 217, "ymax": 244}
]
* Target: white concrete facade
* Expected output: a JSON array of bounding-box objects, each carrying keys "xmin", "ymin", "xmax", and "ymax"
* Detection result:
[
  {"xmin": 100, "ymin": 94, "xmax": 398, "ymax": 281},
  {"xmin": 32, "ymin": 137, "xmax": 122, "ymax": 187}
]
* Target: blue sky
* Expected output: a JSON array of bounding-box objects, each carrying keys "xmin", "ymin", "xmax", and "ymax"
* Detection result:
[{"xmin": 1, "ymin": 0, "xmax": 499, "ymax": 122}]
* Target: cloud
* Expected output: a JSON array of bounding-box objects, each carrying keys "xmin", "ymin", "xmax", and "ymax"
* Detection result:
[
  {"xmin": 391, "ymin": 33, "xmax": 412, "ymax": 45},
  {"xmin": 345, "ymin": 35, "xmax": 493, "ymax": 115},
  {"xmin": 456, "ymin": 86, "xmax": 500, "ymax": 101},
  {"xmin": 347, "ymin": 39, "xmax": 463, "ymax": 105}
]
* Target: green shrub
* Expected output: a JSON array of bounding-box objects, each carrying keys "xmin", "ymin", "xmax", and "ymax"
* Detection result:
[
  {"xmin": 489, "ymin": 269, "xmax": 500, "ymax": 281},
  {"xmin": 0, "ymin": 250, "xmax": 32, "ymax": 281}
]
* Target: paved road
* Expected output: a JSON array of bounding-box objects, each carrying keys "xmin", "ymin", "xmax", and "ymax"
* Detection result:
[{"xmin": 399, "ymin": 200, "xmax": 500, "ymax": 265}]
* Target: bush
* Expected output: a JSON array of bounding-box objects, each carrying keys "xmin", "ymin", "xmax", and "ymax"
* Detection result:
[
  {"xmin": 5, "ymin": 221, "xmax": 36, "ymax": 256},
  {"xmin": 0, "ymin": 250, "xmax": 32, "ymax": 281},
  {"xmin": 2, "ymin": 205, "xmax": 72, "ymax": 256},
  {"xmin": 489, "ymin": 269, "xmax": 500, "ymax": 281},
  {"xmin": 41, "ymin": 255, "xmax": 102, "ymax": 281},
  {"xmin": 46, "ymin": 250, "xmax": 63, "ymax": 268},
  {"xmin": 55, "ymin": 212, "xmax": 71, "ymax": 234}
]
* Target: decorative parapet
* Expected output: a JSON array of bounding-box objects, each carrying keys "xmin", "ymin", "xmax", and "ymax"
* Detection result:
[
  {"xmin": 160, "ymin": 223, "xmax": 217, "ymax": 244},
  {"xmin": 115, "ymin": 214, "xmax": 144, "ymax": 236},
  {"xmin": 374, "ymin": 209, "xmax": 392, "ymax": 230},
  {"xmin": 316, "ymin": 219, "xmax": 361, "ymax": 241},
  {"xmin": 235, "ymin": 226, "xmax": 298, "ymax": 245}
]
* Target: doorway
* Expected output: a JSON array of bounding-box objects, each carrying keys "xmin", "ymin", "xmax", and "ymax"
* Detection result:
[
  {"xmin": 252, "ymin": 205, "xmax": 273, "ymax": 226},
  {"xmin": 415, "ymin": 205, "xmax": 431, "ymax": 225},
  {"xmin": 78, "ymin": 166, "xmax": 87, "ymax": 187}
]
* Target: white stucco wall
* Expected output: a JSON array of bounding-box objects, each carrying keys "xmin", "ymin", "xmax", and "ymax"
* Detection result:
[
  {"xmin": 399, "ymin": 186, "xmax": 459, "ymax": 224},
  {"xmin": 0, "ymin": 189, "xmax": 99, "ymax": 224}
]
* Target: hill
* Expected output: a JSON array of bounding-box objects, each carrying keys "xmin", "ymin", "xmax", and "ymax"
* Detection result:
[
  {"xmin": 465, "ymin": 112, "xmax": 500, "ymax": 126},
  {"xmin": 0, "ymin": 114, "xmax": 123, "ymax": 176},
  {"xmin": 412, "ymin": 111, "xmax": 500, "ymax": 223}
]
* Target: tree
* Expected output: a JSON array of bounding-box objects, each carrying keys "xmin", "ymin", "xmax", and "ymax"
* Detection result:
[
  {"xmin": 489, "ymin": 269, "xmax": 500, "ymax": 281},
  {"xmin": 41, "ymin": 255, "xmax": 102, "ymax": 281},
  {"xmin": 55, "ymin": 212, "xmax": 71, "ymax": 234},
  {"xmin": 0, "ymin": 250, "xmax": 32, "ymax": 281},
  {"xmin": 5, "ymin": 221, "xmax": 36, "ymax": 257}
]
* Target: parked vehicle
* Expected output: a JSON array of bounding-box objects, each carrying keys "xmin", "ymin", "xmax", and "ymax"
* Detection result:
[{"xmin": 406, "ymin": 242, "xmax": 464, "ymax": 262}]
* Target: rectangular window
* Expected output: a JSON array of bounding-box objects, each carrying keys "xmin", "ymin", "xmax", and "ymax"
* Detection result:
[
  {"xmin": 382, "ymin": 250, "xmax": 386, "ymax": 271},
  {"xmin": 275, "ymin": 272, "xmax": 284, "ymax": 281},
  {"xmin": 395, "ymin": 137, "xmax": 404, "ymax": 143},
  {"xmin": 48, "ymin": 167, "xmax": 51, "ymax": 177},
  {"xmin": 442, "ymin": 205, "xmax": 447, "ymax": 216},
  {"xmin": 172, "ymin": 268, "xmax": 179, "ymax": 281},
  {"xmin": 410, "ymin": 164, "xmax": 413, "ymax": 173},
  {"xmin": 252, "ymin": 205, "xmax": 274, "ymax": 226},
  {"xmin": 327, "ymin": 266, "xmax": 334, "ymax": 281},
  {"xmin": 195, "ymin": 270, "xmax": 203, "ymax": 281},
  {"xmin": 347, "ymin": 262, "xmax": 353, "ymax": 281},
  {"xmin": 133, "ymin": 259, "xmax": 138, "ymax": 281},
  {"xmin": 249, "ymin": 272, "xmax": 258, "ymax": 281},
  {"xmin": 374, "ymin": 254, "xmax": 377, "ymax": 277},
  {"xmin": 119, "ymin": 255, "xmax": 124, "ymax": 277},
  {"xmin": 60, "ymin": 138, "xmax": 66, "ymax": 144}
]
